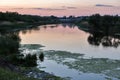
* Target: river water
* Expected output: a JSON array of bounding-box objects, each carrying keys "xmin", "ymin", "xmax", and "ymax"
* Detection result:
[{"xmin": 19, "ymin": 24, "xmax": 120, "ymax": 80}]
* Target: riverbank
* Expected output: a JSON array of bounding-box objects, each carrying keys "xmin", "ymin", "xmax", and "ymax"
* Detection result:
[
  {"xmin": 0, "ymin": 67, "xmax": 39, "ymax": 80},
  {"xmin": 0, "ymin": 21, "xmax": 40, "ymax": 32},
  {"xmin": 0, "ymin": 33, "xmax": 63, "ymax": 80},
  {"xmin": 0, "ymin": 58, "xmax": 63, "ymax": 80}
]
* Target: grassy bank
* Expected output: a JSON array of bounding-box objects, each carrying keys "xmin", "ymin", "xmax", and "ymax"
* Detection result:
[
  {"xmin": 0, "ymin": 22, "xmax": 37, "ymax": 32},
  {"xmin": 0, "ymin": 66, "xmax": 63, "ymax": 80},
  {"xmin": 0, "ymin": 36, "xmax": 63, "ymax": 80},
  {"xmin": 0, "ymin": 67, "xmax": 40, "ymax": 80}
]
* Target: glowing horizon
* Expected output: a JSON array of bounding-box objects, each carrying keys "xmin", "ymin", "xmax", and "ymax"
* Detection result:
[{"xmin": 0, "ymin": 0, "xmax": 120, "ymax": 16}]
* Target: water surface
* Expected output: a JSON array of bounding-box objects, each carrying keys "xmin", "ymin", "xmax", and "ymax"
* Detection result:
[
  {"xmin": 19, "ymin": 24, "xmax": 120, "ymax": 80},
  {"xmin": 19, "ymin": 24, "xmax": 120, "ymax": 59}
]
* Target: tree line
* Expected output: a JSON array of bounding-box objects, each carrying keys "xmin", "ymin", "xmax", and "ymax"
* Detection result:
[
  {"xmin": 0, "ymin": 11, "xmax": 59, "ymax": 23},
  {"xmin": 88, "ymin": 14, "xmax": 120, "ymax": 30}
]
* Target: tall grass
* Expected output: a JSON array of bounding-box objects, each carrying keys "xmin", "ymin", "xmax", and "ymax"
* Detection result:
[{"xmin": 0, "ymin": 67, "xmax": 40, "ymax": 80}]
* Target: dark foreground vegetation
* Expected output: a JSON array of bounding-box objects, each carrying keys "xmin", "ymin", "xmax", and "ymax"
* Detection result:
[
  {"xmin": 0, "ymin": 67, "xmax": 39, "ymax": 80},
  {"xmin": 0, "ymin": 32, "xmax": 37, "ymax": 79},
  {"xmin": 0, "ymin": 32, "xmax": 63, "ymax": 80}
]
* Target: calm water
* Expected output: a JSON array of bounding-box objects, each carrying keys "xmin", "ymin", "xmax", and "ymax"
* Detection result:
[
  {"xmin": 19, "ymin": 24, "xmax": 120, "ymax": 59},
  {"xmin": 19, "ymin": 24, "xmax": 120, "ymax": 80}
]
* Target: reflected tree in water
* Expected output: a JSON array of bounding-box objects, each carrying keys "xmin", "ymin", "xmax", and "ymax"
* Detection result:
[
  {"xmin": 88, "ymin": 32, "xmax": 103, "ymax": 46},
  {"xmin": 39, "ymin": 52, "xmax": 44, "ymax": 62},
  {"xmin": 88, "ymin": 32, "xmax": 120, "ymax": 48},
  {"xmin": 62, "ymin": 24, "xmax": 76, "ymax": 28},
  {"xmin": 87, "ymin": 14, "xmax": 120, "ymax": 48}
]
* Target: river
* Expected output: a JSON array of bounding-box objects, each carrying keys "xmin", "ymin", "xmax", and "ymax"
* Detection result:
[{"xmin": 19, "ymin": 24, "xmax": 120, "ymax": 80}]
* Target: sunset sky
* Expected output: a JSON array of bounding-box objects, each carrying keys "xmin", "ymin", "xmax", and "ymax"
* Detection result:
[{"xmin": 0, "ymin": 0, "xmax": 120, "ymax": 16}]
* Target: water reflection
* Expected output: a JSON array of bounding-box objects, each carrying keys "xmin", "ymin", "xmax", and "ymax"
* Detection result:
[
  {"xmin": 16, "ymin": 23, "xmax": 120, "ymax": 80},
  {"xmin": 20, "ymin": 24, "xmax": 77, "ymax": 34},
  {"xmin": 21, "ymin": 26, "xmax": 40, "ymax": 34},
  {"xmin": 20, "ymin": 44, "xmax": 45, "ymax": 62},
  {"xmin": 20, "ymin": 23, "xmax": 120, "ymax": 48},
  {"xmin": 19, "ymin": 24, "xmax": 120, "ymax": 59},
  {"xmin": 87, "ymin": 32, "xmax": 120, "ymax": 48},
  {"xmin": 39, "ymin": 52, "xmax": 44, "ymax": 62},
  {"xmin": 40, "ymin": 50, "xmax": 120, "ymax": 80}
]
